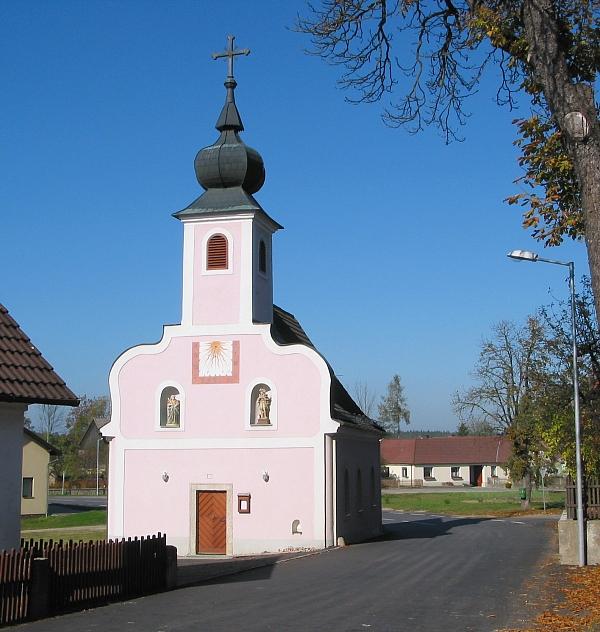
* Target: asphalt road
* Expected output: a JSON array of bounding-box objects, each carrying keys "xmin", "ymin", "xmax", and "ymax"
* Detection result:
[
  {"xmin": 48, "ymin": 496, "xmax": 107, "ymax": 514},
  {"xmin": 15, "ymin": 510, "xmax": 554, "ymax": 632}
]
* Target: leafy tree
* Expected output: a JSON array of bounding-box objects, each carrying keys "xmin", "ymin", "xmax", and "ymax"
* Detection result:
[
  {"xmin": 453, "ymin": 317, "xmax": 548, "ymax": 505},
  {"xmin": 457, "ymin": 421, "xmax": 471, "ymax": 435},
  {"xmin": 536, "ymin": 277, "xmax": 600, "ymax": 476},
  {"xmin": 378, "ymin": 374, "xmax": 410, "ymax": 435},
  {"xmin": 296, "ymin": 2, "xmax": 600, "ymax": 318},
  {"xmin": 353, "ymin": 380, "xmax": 377, "ymax": 416},
  {"xmin": 49, "ymin": 395, "xmax": 110, "ymax": 487}
]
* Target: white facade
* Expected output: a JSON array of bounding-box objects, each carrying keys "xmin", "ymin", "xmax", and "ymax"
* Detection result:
[{"xmin": 388, "ymin": 463, "xmax": 509, "ymax": 488}]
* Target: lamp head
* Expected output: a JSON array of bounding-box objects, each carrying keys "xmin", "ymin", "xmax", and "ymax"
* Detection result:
[{"xmin": 507, "ymin": 249, "xmax": 538, "ymax": 262}]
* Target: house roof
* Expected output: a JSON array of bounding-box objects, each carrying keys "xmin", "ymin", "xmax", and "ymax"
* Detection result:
[
  {"xmin": 79, "ymin": 417, "xmax": 110, "ymax": 450},
  {"xmin": 381, "ymin": 436, "xmax": 511, "ymax": 465},
  {"xmin": 24, "ymin": 427, "xmax": 60, "ymax": 456},
  {"xmin": 0, "ymin": 303, "xmax": 79, "ymax": 406},
  {"xmin": 271, "ymin": 305, "xmax": 384, "ymax": 434}
]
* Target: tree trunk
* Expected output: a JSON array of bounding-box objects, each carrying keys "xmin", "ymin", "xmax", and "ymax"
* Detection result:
[
  {"xmin": 520, "ymin": 472, "xmax": 532, "ymax": 509},
  {"xmin": 522, "ymin": 0, "xmax": 600, "ymax": 321}
]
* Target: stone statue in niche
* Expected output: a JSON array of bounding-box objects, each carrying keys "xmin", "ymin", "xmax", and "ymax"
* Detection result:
[
  {"xmin": 166, "ymin": 394, "xmax": 180, "ymax": 427},
  {"xmin": 255, "ymin": 387, "xmax": 271, "ymax": 425}
]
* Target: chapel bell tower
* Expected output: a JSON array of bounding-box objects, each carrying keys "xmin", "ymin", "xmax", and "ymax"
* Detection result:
[{"xmin": 174, "ymin": 36, "xmax": 282, "ymax": 328}]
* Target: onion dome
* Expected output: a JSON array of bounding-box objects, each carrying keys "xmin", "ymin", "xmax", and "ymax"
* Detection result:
[{"xmin": 194, "ymin": 76, "xmax": 265, "ymax": 194}]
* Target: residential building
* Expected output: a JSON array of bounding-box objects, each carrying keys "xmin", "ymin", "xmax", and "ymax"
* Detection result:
[
  {"xmin": 0, "ymin": 303, "xmax": 78, "ymax": 550},
  {"xmin": 22, "ymin": 428, "xmax": 59, "ymax": 516},
  {"xmin": 381, "ymin": 436, "xmax": 511, "ymax": 487}
]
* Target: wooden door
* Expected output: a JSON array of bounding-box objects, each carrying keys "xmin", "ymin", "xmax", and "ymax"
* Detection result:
[{"xmin": 196, "ymin": 491, "xmax": 227, "ymax": 554}]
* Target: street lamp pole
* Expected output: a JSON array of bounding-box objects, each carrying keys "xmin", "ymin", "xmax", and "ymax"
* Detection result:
[{"xmin": 507, "ymin": 250, "xmax": 586, "ymax": 566}]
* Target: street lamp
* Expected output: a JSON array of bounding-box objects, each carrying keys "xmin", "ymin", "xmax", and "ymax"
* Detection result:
[{"xmin": 507, "ymin": 249, "xmax": 586, "ymax": 566}]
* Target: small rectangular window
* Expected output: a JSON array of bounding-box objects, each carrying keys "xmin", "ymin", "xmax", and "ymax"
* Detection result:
[
  {"xmin": 424, "ymin": 466, "xmax": 434, "ymax": 480},
  {"xmin": 401, "ymin": 467, "xmax": 408, "ymax": 479},
  {"xmin": 451, "ymin": 466, "xmax": 461, "ymax": 479},
  {"xmin": 490, "ymin": 465, "xmax": 497, "ymax": 477},
  {"xmin": 22, "ymin": 477, "xmax": 34, "ymax": 499}
]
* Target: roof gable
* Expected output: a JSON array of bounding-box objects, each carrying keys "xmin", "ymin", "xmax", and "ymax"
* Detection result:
[
  {"xmin": 271, "ymin": 305, "xmax": 383, "ymax": 434},
  {"xmin": 0, "ymin": 304, "xmax": 79, "ymax": 406}
]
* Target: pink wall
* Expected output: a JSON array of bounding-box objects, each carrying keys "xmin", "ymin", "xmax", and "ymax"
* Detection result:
[
  {"xmin": 117, "ymin": 334, "xmax": 323, "ymax": 439},
  {"xmin": 192, "ymin": 223, "xmax": 241, "ymax": 325},
  {"xmin": 122, "ymin": 447, "xmax": 316, "ymax": 550}
]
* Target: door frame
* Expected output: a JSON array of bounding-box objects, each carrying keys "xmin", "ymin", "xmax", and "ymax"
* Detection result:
[{"xmin": 189, "ymin": 483, "xmax": 233, "ymax": 556}]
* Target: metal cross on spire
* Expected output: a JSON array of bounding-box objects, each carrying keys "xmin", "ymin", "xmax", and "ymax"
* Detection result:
[{"xmin": 212, "ymin": 35, "xmax": 250, "ymax": 80}]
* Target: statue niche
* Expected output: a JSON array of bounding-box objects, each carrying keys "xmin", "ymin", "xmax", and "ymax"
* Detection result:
[
  {"xmin": 251, "ymin": 383, "xmax": 272, "ymax": 426},
  {"xmin": 160, "ymin": 386, "xmax": 181, "ymax": 428}
]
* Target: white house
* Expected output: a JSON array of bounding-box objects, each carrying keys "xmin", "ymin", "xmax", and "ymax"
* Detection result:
[
  {"xmin": 381, "ymin": 436, "xmax": 511, "ymax": 487},
  {"xmin": 102, "ymin": 40, "xmax": 384, "ymax": 556},
  {"xmin": 0, "ymin": 303, "xmax": 78, "ymax": 550}
]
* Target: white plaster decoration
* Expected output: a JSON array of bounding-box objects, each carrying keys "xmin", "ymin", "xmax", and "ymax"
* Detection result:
[
  {"xmin": 244, "ymin": 378, "xmax": 278, "ymax": 431},
  {"xmin": 181, "ymin": 223, "xmax": 195, "ymax": 326},
  {"xmin": 155, "ymin": 380, "xmax": 185, "ymax": 432},
  {"xmin": 200, "ymin": 227, "xmax": 234, "ymax": 276},
  {"xmin": 239, "ymin": 220, "xmax": 253, "ymax": 324}
]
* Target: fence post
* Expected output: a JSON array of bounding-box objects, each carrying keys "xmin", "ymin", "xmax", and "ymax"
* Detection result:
[
  {"xmin": 29, "ymin": 558, "xmax": 49, "ymax": 620},
  {"xmin": 165, "ymin": 546, "xmax": 177, "ymax": 590}
]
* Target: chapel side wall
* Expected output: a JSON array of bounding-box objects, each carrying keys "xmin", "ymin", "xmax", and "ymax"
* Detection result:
[
  {"xmin": 0, "ymin": 403, "xmax": 27, "ymax": 550},
  {"xmin": 21, "ymin": 439, "xmax": 49, "ymax": 516},
  {"xmin": 335, "ymin": 433, "xmax": 382, "ymax": 545}
]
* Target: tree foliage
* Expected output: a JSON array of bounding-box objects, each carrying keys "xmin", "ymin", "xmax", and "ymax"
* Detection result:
[
  {"xmin": 297, "ymin": 1, "xmax": 600, "ymax": 318},
  {"xmin": 378, "ymin": 374, "xmax": 410, "ymax": 435}
]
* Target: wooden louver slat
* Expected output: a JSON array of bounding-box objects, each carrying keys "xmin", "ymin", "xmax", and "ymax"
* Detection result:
[{"xmin": 207, "ymin": 234, "xmax": 228, "ymax": 270}]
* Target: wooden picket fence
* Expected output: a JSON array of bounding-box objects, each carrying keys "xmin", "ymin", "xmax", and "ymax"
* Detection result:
[
  {"xmin": 0, "ymin": 549, "xmax": 31, "ymax": 626},
  {"xmin": 0, "ymin": 534, "xmax": 167, "ymax": 626},
  {"xmin": 566, "ymin": 475, "xmax": 600, "ymax": 520}
]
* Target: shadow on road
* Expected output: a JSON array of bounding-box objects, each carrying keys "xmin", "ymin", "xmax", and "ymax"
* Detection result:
[
  {"xmin": 380, "ymin": 516, "xmax": 490, "ymax": 540},
  {"xmin": 177, "ymin": 555, "xmax": 281, "ymax": 587}
]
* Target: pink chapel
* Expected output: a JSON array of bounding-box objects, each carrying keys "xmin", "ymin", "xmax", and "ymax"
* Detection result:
[{"xmin": 102, "ymin": 37, "xmax": 383, "ymax": 556}]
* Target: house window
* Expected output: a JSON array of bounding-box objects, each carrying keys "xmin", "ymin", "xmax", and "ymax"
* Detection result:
[
  {"xmin": 357, "ymin": 469, "xmax": 363, "ymax": 512},
  {"xmin": 258, "ymin": 239, "xmax": 267, "ymax": 274},
  {"xmin": 401, "ymin": 467, "xmax": 408, "ymax": 479},
  {"xmin": 451, "ymin": 466, "xmax": 462, "ymax": 479},
  {"xmin": 206, "ymin": 234, "xmax": 228, "ymax": 270},
  {"xmin": 424, "ymin": 466, "xmax": 434, "ymax": 480},
  {"xmin": 159, "ymin": 386, "xmax": 181, "ymax": 428},
  {"xmin": 490, "ymin": 465, "xmax": 497, "ymax": 477},
  {"xmin": 22, "ymin": 477, "xmax": 34, "ymax": 499},
  {"xmin": 344, "ymin": 469, "xmax": 350, "ymax": 517}
]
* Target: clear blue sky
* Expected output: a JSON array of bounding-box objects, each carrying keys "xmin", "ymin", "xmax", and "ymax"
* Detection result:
[{"xmin": 1, "ymin": 1, "xmax": 589, "ymax": 431}]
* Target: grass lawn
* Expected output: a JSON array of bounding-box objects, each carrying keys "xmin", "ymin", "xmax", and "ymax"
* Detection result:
[
  {"xmin": 382, "ymin": 490, "xmax": 565, "ymax": 516},
  {"xmin": 21, "ymin": 509, "xmax": 107, "ymax": 531},
  {"xmin": 21, "ymin": 528, "xmax": 108, "ymax": 543}
]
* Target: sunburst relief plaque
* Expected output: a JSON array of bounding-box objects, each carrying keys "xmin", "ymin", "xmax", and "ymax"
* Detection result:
[{"xmin": 192, "ymin": 340, "xmax": 240, "ymax": 384}]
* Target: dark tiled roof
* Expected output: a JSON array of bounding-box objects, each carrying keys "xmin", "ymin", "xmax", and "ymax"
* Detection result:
[
  {"xmin": 0, "ymin": 304, "xmax": 79, "ymax": 406},
  {"xmin": 24, "ymin": 427, "xmax": 60, "ymax": 456},
  {"xmin": 381, "ymin": 436, "xmax": 511, "ymax": 465},
  {"xmin": 271, "ymin": 306, "xmax": 383, "ymax": 434}
]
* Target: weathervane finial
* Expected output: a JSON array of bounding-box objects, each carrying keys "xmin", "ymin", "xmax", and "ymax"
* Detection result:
[{"xmin": 212, "ymin": 35, "xmax": 250, "ymax": 80}]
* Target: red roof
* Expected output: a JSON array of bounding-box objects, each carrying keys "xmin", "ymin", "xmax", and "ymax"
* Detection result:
[
  {"xmin": 381, "ymin": 436, "xmax": 511, "ymax": 465},
  {"xmin": 0, "ymin": 304, "xmax": 79, "ymax": 406}
]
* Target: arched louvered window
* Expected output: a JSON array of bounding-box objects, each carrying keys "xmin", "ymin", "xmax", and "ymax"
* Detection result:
[
  {"xmin": 258, "ymin": 240, "xmax": 267, "ymax": 274},
  {"xmin": 206, "ymin": 234, "xmax": 228, "ymax": 270}
]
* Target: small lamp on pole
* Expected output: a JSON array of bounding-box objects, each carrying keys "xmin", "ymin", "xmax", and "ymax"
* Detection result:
[{"xmin": 507, "ymin": 249, "xmax": 586, "ymax": 566}]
